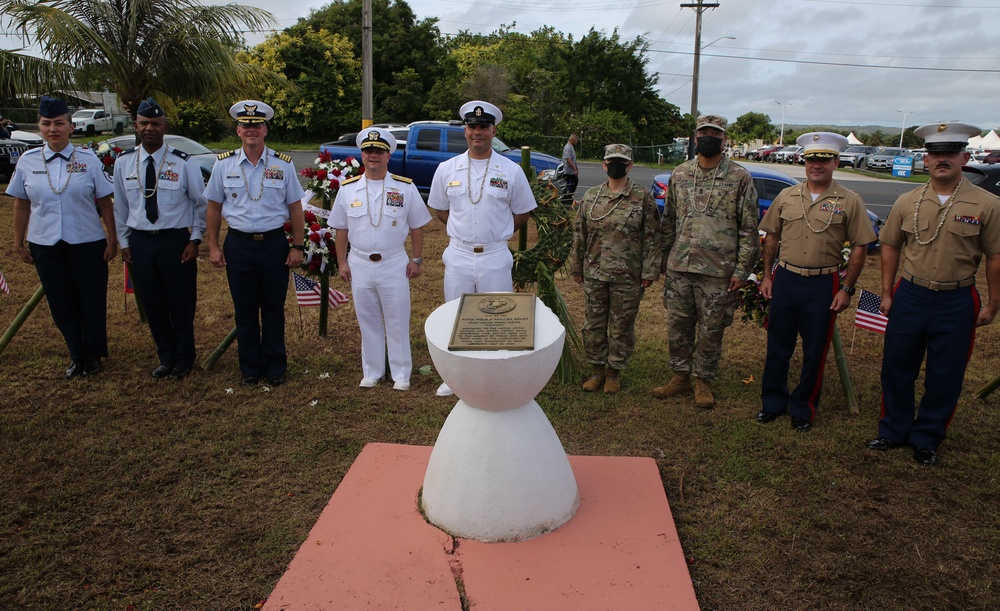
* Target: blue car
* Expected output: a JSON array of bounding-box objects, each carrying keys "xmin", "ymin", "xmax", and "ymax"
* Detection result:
[{"xmin": 649, "ymin": 164, "xmax": 882, "ymax": 247}]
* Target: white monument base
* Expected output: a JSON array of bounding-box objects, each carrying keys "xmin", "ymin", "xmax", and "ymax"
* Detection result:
[{"xmin": 422, "ymin": 296, "xmax": 579, "ymax": 542}]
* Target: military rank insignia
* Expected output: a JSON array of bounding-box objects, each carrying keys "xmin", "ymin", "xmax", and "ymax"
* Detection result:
[
  {"xmin": 386, "ymin": 190, "xmax": 404, "ymax": 207},
  {"xmin": 263, "ymin": 167, "xmax": 284, "ymax": 180},
  {"xmin": 489, "ymin": 176, "xmax": 508, "ymax": 190},
  {"xmin": 954, "ymin": 214, "xmax": 981, "ymax": 225}
]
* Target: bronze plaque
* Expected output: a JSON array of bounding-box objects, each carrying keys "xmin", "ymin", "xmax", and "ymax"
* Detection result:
[{"xmin": 448, "ymin": 293, "xmax": 535, "ymax": 351}]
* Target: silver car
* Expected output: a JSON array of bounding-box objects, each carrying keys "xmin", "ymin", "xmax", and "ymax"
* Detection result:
[{"xmin": 867, "ymin": 147, "xmax": 912, "ymax": 171}]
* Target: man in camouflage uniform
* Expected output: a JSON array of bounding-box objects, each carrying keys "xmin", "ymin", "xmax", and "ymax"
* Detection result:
[
  {"xmin": 570, "ymin": 144, "xmax": 661, "ymax": 394},
  {"xmin": 652, "ymin": 114, "xmax": 759, "ymax": 408}
]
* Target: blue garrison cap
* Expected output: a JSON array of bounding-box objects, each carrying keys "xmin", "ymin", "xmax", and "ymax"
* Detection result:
[
  {"xmin": 39, "ymin": 95, "xmax": 70, "ymax": 118},
  {"xmin": 137, "ymin": 98, "xmax": 164, "ymax": 118}
]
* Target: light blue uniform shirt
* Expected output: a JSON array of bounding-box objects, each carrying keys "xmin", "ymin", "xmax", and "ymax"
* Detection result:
[
  {"xmin": 5, "ymin": 143, "xmax": 115, "ymax": 245},
  {"xmin": 112, "ymin": 145, "xmax": 208, "ymax": 249},
  {"xmin": 203, "ymin": 147, "xmax": 304, "ymax": 232}
]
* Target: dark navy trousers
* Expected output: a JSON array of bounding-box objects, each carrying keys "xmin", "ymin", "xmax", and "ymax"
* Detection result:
[
  {"xmin": 129, "ymin": 229, "xmax": 197, "ymax": 369},
  {"xmin": 223, "ymin": 231, "xmax": 290, "ymax": 379},
  {"xmin": 761, "ymin": 265, "xmax": 839, "ymax": 423},
  {"xmin": 879, "ymin": 279, "xmax": 979, "ymax": 451},
  {"xmin": 29, "ymin": 239, "xmax": 109, "ymax": 361}
]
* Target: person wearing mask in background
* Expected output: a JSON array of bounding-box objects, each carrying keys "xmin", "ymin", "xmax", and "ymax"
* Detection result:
[
  {"xmin": 570, "ymin": 144, "xmax": 661, "ymax": 394},
  {"xmin": 652, "ymin": 113, "xmax": 759, "ymax": 408},
  {"xmin": 427, "ymin": 100, "xmax": 536, "ymax": 397},
  {"xmin": 6, "ymin": 95, "xmax": 118, "ymax": 378}
]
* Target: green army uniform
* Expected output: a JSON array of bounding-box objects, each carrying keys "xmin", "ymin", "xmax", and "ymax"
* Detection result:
[
  {"xmin": 661, "ymin": 156, "xmax": 759, "ymax": 381},
  {"xmin": 571, "ymin": 179, "xmax": 661, "ymax": 373}
]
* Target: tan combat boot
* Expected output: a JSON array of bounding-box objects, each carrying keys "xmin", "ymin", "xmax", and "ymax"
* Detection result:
[
  {"xmin": 694, "ymin": 378, "xmax": 716, "ymax": 409},
  {"xmin": 582, "ymin": 366, "xmax": 606, "ymax": 392},
  {"xmin": 651, "ymin": 373, "xmax": 692, "ymax": 399},
  {"xmin": 604, "ymin": 370, "xmax": 622, "ymax": 394}
]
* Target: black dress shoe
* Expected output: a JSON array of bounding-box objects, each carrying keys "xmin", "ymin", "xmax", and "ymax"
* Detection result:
[
  {"xmin": 241, "ymin": 376, "xmax": 260, "ymax": 386},
  {"xmin": 913, "ymin": 447, "xmax": 938, "ymax": 465},
  {"xmin": 80, "ymin": 358, "xmax": 101, "ymax": 376},
  {"xmin": 266, "ymin": 375, "xmax": 286, "ymax": 387},
  {"xmin": 65, "ymin": 360, "xmax": 84, "ymax": 379},
  {"xmin": 168, "ymin": 366, "xmax": 192, "ymax": 380},
  {"xmin": 151, "ymin": 365, "xmax": 172, "ymax": 379},
  {"xmin": 866, "ymin": 437, "xmax": 903, "ymax": 451},
  {"xmin": 756, "ymin": 411, "xmax": 782, "ymax": 424},
  {"xmin": 791, "ymin": 417, "xmax": 812, "ymax": 432}
]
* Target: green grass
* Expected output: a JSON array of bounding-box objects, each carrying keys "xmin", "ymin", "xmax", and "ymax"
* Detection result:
[{"xmin": 1, "ymin": 201, "xmax": 998, "ymax": 609}]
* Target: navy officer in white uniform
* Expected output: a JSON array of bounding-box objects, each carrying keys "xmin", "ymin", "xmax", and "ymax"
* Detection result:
[
  {"xmin": 204, "ymin": 100, "xmax": 305, "ymax": 387},
  {"xmin": 331, "ymin": 128, "xmax": 431, "ymax": 390},
  {"xmin": 427, "ymin": 100, "xmax": 537, "ymax": 396},
  {"xmin": 113, "ymin": 98, "xmax": 207, "ymax": 380},
  {"xmin": 7, "ymin": 95, "xmax": 118, "ymax": 378}
]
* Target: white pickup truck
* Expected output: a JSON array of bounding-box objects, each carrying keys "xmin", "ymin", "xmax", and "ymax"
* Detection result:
[{"xmin": 72, "ymin": 109, "xmax": 132, "ymax": 136}]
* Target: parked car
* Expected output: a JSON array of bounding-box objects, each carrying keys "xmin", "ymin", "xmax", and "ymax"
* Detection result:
[
  {"xmin": 319, "ymin": 121, "xmax": 560, "ymax": 195},
  {"xmin": 982, "ymin": 150, "xmax": 1000, "ymax": 164},
  {"xmin": 962, "ymin": 164, "xmax": 1000, "ymax": 197},
  {"xmin": 970, "ymin": 150, "xmax": 989, "ymax": 163},
  {"xmin": 772, "ymin": 145, "xmax": 803, "ymax": 164},
  {"xmin": 1, "ymin": 137, "xmax": 30, "ymax": 182},
  {"xmin": 867, "ymin": 147, "xmax": 912, "ymax": 172},
  {"xmin": 838, "ymin": 145, "xmax": 879, "ymax": 169},
  {"xmin": 9, "ymin": 130, "xmax": 43, "ymax": 148},
  {"xmin": 650, "ymin": 164, "xmax": 883, "ymax": 248},
  {"xmin": 746, "ymin": 144, "xmax": 782, "ymax": 161},
  {"xmin": 98, "ymin": 134, "xmax": 217, "ymax": 180}
]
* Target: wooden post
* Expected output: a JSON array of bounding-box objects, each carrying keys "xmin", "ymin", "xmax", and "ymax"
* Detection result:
[
  {"xmin": 0, "ymin": 284, "xmax": 46, "ymax": 355},
  {"xmin": 831, "ymin": 324, "xmax": 859, "ymax": 414}
]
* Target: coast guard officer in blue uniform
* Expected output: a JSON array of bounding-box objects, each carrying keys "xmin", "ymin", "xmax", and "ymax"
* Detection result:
[
  {"xmin": 331, "ymin": 128, "xmax": 431, "ymax": 390},
  {"xmin": 869, "ymin": 122, "xmax": 1000, "ymax": 465},
  {"xmin": 757, "ymin": 132, "xmax": 876, "ymax": 431},
  {"xmin": 113, "ymin": 98, "xmax": 207, "ymax": 380},
  {"xmin": 7, "ymin": 95, "xmax": 118, "ymax": 378},
  {"xmin": 204, "ymin": 100, "xmax": 305, "ymax": 386}
]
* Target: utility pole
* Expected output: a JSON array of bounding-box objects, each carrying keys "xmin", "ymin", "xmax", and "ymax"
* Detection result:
[
  {"xmin": 681, "ymin": 0, "xmax": 719, "ymax": 159},
  {"xmin": 361, "ymin": 0, "xmax": 373, "ymax": 129}
]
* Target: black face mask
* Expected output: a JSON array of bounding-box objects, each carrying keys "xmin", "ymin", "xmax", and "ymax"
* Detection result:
[
  {"xmin": 696, "ymin": 136, "xmax": 724, "ymax": 157},
  {"xmin": 606, "ymin": 159, "xmax": 629, "ymax": 179}
]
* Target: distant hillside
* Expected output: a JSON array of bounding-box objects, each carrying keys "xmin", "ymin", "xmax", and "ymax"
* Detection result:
[{"xmin": 785, "ymin": 124, "xmax": 902, "ymax": 135}]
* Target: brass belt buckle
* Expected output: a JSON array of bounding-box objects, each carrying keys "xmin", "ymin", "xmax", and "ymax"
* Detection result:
[
  {"xmin": 252, "ymin": 234, "xmax": 264, "ymax": 241},
  {"xmin": 473, "ymin": 246, "xmax": 484, "ymax": 253},
  {"xmin": 369, "ymin": 253, "xmax": 382, "ymax": 261}
]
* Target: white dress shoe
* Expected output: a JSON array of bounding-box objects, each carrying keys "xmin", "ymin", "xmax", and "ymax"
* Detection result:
[
  {"xmin": 436, "ymin": 382, "xmax": 454, "ymax": 397},
  {"xmin": 393, "ymin": 380, "xmax": 410, "ymax": 391},
  {"xmin": 359, "ymin": 378, "xmax": 379, "ymax": 388}
]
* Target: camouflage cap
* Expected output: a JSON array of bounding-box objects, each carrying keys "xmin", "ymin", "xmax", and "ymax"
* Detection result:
[
  {"xmin": 603, "ymin": 143, "xmax": 633, "ymax": 161},
  {"xmin": 695, "ymin": 113, "xmax": 728, "ymax": 133}
]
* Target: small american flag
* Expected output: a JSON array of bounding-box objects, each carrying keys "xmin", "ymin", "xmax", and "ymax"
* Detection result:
[
  {"xmin": 0, "ymin": 270, "xmax": 9, "ymax": 295},
  {"xmin": 124, "ymin": 262, "xmax": 134, "ymax": 294},
  {"xmin": 294, "ymin": 272, "xmax": 349, "ymax": 308},
  {"xmin": 855, "ymin": 289, "xmax": 889, "ymax": 334}
]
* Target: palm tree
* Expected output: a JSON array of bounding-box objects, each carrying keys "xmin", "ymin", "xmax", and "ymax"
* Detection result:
[
  {"xmin": 0, "ymin": 0, "xmax": 282, "ymax": 117},
  {"xmin": 1, "ymin": 49, "xmax": 76, "ymax": 98}
]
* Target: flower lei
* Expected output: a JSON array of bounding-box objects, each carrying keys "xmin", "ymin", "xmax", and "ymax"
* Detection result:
[{"xmin": 286, "ymin": 151, "xmax": 363, "ymax": 278}]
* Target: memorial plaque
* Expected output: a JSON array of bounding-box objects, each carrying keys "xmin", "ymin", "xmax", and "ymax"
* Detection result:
[{"xmin": 448, "ymin": 293, "xmax": 535, "ymax": 351}]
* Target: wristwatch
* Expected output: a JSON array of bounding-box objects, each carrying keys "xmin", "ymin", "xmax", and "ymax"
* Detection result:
[
  {"xmin": 842, "ymin": 285, "xmax": 856, "ymax": 296},
  {"xmin": 292, "ymin": 244, "xmax": 305, "ymax": 251},
  {"xmin": 190, "ymin": 239, "xmax": 201, "ymax": 246},
  {"xmin": 411, "ymin": 257, "xmax": 423, "ymax": 265}
]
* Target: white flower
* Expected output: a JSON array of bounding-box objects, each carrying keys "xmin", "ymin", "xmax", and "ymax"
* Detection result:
[
  {"xmin": 319, "ymin": 372, "xmax": 330, "ymax": 379},
  {"xmin": 225, "ymin": 388, "xmax": 234, "ymax": 394},
  {"xmin": 310, "ymin": 400, "xmax": 319, "ymax": 407}
]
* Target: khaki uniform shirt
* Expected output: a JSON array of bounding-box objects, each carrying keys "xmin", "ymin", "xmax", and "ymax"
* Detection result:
[
  {"xmin": 881, "ymin": 180, "xmax": 1000, "ymax": 282},
  {"xmin": 662, "ymin": 157, "xmax": 759, "ymax": 280},
  {"xmin": 570, "ymin": 179, "xmax": 662, "ymax": 283},
  {"xmin": 759, "ymin": 180, "xmax": 876, "ymax": 268}
]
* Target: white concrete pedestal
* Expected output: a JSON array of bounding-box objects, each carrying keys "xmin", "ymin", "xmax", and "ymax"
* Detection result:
[{"xmin": 422, "ymin": 296, "xmax": 579, "ymax": 542}]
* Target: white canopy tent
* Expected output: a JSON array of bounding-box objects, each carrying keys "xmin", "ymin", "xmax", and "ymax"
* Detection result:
[
  {"xmin": 847, "ymin": 132, "xmax": 863, "ymax": 145},
  {"xmin": 967, "ymin": 135, "xmax": 984, "ymax": 150},
  {"xmin": 979, "ymin": 130, "xmax": 1000, "ymax": 149}
]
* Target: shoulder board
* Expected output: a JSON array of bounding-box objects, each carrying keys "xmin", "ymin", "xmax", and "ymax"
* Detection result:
[
  {"xmin": 170, "ymin": 148, "xmax": 190, "ymax": 160},
  {"xmin": 391, "ymin": 174, "xmax": 413, "ymax": 184},
  {"xmin": 119, "ymin": 147, "xmax": 138, "ymax": 156},
  {"xmin": 342, "ymin": 175, "xmax": 363, "ymax": 185},
  {"xmin": 275, "ymin": 152, "xmax": 292, "ymax": 163},
  {"xmin": 22, "ymin": 147, "xmax": 43, "ymax": 157},
  {"xmin": 217, "ymin": 150, "xmax": 236, "ymax": 160}
]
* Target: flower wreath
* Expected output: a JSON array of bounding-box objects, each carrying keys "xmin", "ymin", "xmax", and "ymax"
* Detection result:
[{"xmin": 511, "ymin": 181, "xmax": 575, "ymax": 288}]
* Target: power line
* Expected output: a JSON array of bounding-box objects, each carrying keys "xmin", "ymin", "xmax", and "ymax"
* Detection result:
[
  {"xmin": 648, "ymin": 48, "xmax": 1000, "ymax": 73},
  {"xmin": 797, "ymin": 0, "xmax": 1000, "ymax": 8}
]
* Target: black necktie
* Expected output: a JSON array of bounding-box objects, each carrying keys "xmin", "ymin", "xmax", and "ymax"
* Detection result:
[{"xmin": 145, "ymin": 156, "xmax": 158, "ymax": 224}]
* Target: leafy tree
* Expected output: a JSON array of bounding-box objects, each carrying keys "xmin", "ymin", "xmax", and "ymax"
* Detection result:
[
  {"xmin": 729, "ymin": 112, "xmax": 776, "ymax": 144},
  {"xmin": 293, "ymin": 0, "xmax": 442, "ymax": 124},
  {"xmin": 172, "ymin": 100, "xmax": 223, "ymax": 141},
  {"xmin": 0, "ymin": 0, "xmax": 278, "ymax": 117},
  {"xmin": 0, "ymin": 49, "xmax": 75, "ymax": 100},
  {"xmin": 866, "ymin": 129, "xmax": 888, "ymax": 147},
  {"xmin": 239, "ymin": 28, "xmax": 361, "ymax": 140}
]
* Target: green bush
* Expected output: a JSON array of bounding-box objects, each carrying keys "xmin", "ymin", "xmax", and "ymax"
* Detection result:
[{"xmin": 172, "ymin": 101, "xmax": 223, "ymax": 141}]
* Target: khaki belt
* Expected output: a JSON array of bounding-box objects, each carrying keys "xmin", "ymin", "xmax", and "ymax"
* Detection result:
[
  {"xmin": 903, "ymin": 273, "xmax": 975, "ymax": 291},
  {"xmin": 779, "ymin": 261, "xmax": 839, "ymax": 277}
]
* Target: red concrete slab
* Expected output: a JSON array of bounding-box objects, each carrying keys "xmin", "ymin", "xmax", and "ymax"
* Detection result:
[{"xmin": 264, "ymin": 443, "xmax": 699, "ymax": 611}]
